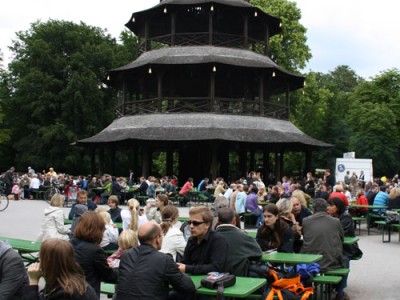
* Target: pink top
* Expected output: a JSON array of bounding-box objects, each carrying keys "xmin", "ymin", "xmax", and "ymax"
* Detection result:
[{"xmin": 179, "ymin": 181, "xmax": 193, "ymax": 195}]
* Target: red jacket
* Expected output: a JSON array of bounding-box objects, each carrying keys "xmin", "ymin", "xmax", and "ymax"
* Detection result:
[{"xmin": 329, "ymin": 191, "xmax": 349, "ymax": 206}]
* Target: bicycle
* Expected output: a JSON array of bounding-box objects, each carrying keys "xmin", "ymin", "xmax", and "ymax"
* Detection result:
[
  {"xmin": 0, "ymin": 181, "xmax": 9, "ymax": 211},
  {"xmin": 44, "ymin": 181, "xmax": 61, "ymax": 201}
]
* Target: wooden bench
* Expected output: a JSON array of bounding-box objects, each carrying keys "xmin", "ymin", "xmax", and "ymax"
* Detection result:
[{"xmin": 313, "ymin": 275, "xmax": 342, "ymax": 300}]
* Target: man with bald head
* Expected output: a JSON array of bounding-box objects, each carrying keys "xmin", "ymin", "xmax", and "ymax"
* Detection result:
[{"xmin": 116, "ymin": 222, "xmax": 195, "ymax": 300}]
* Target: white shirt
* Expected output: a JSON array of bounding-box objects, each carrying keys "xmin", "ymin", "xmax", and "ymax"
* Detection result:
[
  {"xmin": 159, "ymin": 226, "xmax": 187, "ymax": 261},
  {"xmin": 29, "ymin": 178, "xmax": 40, "ymax": 189}
]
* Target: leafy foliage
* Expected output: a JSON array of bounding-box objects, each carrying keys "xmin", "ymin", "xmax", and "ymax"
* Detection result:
[
  {"xmin": 1, "ymin": 20, "xmax": 135, "ymax": 173},
  {"xmin": 251, "ymin": 0, "xmax": 311, "ymax": 72}
]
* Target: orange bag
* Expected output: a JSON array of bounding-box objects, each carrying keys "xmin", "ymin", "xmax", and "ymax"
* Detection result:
[{"xmin": 265, "ymin": 268, "xmax": 313, "ymax": 300}]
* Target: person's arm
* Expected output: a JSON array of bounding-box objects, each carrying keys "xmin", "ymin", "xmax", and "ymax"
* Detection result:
[
  {"xmin": 165, "ymin": 256, "xmax": 195, "ymax": 294},
  {"xmin": 55, "ymin": 210, "xmax": 70, "ymax": 235},
  {"xmin": 279, "ymin": 227, "xmax": 294, "ymax": 253},
  {"xmin": 68, "ymin": 204, "xmax": 75, "ymax": 220},
  {"xmin": 0, "ymin": 249, "xmax": 28, "ymax": 298},
  {"xmin": 93, "ymin": 246, "xmax": 119, "ymax": 283}
]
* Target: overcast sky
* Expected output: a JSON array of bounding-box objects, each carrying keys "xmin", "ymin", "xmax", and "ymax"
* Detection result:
[{"xmin": 1, "ymin": 0, "xmax": 399, "ymax": 79}]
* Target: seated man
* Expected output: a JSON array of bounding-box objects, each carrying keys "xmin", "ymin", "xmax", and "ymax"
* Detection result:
[
  {"xmin": 245, "ymin": 186, "xmax": 264, "ymax": 228},
  {"xmin": 177, "ymin": 206, "xmax": 228, "ymax": 275},
  {"xmin": 0, "ymin": 240, "xmax": 28, "ymax": 299},
  {"xmin": 301, "ymin": 198, "xmax": 348, "ymax": 300},
  {"xmin": 116, "ymin": 222, "xmax": 195, "ymax": 300},
  {"xmin": 68, "ymin": 190, "xmax": 97, "ymax": 220},
  {"xmin": 291, "ymin": 196, "xmax": 311, "ymax": 226},
  {"xmin": 216, "ymin": 207, "xmax": 262, "ymax": 276}
]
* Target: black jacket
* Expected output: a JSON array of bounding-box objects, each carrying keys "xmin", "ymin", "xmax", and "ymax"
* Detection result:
[
  {"xmin": 21, "ymin": 284, "xmax": 97, "ymax": 300},
  {"xmin": 182, "ymin": 229, "xmax": 228, "ymax": 274},
  {"xmin": 70, "ymin": 238, "xmax": 118, "ymax": 297},
  {"xmin": 116, "ymin": 245, "xmax": 195, "ymax": 300}
]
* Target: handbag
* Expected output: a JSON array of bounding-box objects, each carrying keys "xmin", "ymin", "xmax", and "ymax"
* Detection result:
[
  {"xmin": 201, "ymin": 272, "xmax": 236, "ymax": 300},
  {"xmin": 386, "ymin": 212, "xmax": 400, "ymax": 224}
]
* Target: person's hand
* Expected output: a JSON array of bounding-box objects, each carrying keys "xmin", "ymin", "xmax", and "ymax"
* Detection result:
[
  {"xmin": 112, "ymin": 223, "xmax": 117, "ymax": 228},
  {"xmin": 176, "ymin": 262, "xmax": 186, "ymax": 273},
  {"xmin": 27, "ymin": 262, "xmax": 42, "ymax": 285}
]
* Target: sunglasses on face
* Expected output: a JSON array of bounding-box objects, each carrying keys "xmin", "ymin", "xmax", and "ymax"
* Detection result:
[{"xmin": 188, "ymin": 220, "xmax": 206, "ymax": 226}]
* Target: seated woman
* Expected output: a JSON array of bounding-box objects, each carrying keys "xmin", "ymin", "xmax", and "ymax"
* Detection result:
[
  {"xmin": 99, "ymin": 211, "xmax": 119, "ymax": 251},
  {"xmin": 107, "ymin": 195, "xmax": 122, "ymax": 223},
  {"xmin": 276, "ymin": 198, "xmax": 302, "ymax": 252},
  {"xmin": 71, "ymin": 211, "xmax": 118, "ymax": 297},
  {"xmin": 145, "ymin": 194, "xmax": 169, "ymax": 224},
  {"xmin": 388, "ymin": 187, "xmax": 400, "ymax": 210},
  {"xmin": 121, "ymin": 198, "xmax": 147, "ymax": 232},
  {"xmin": 107, "ymin": 229, "xmax": 138, "ymax": 268},
  {"xmin": 24, "ymin": 238, "xmax": 97, "ymax": 299},
  {"xmin": 160, "ymin": 205, "xmax": 187, "ymax": 261},
  {"xmin": 349, "ymin": 189, "xmax": 368, "ymax": 217},
  {"xmin": 37, "ymin": 194, "xmax": 70, "ymax": 242},
  {"xmin": 256, "ymin": 203, "xmax": 294, "ymax": 253}
]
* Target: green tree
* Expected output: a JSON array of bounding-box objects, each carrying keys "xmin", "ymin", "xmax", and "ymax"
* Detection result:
[
  {"xmin": 2, "ymin": 20, "xmax": 133, "ymax": 173},
  {"xmin": 348, "ymin": 69, "xmax": 400, "ymax": 176},
  {"xmin": 251, "ymin": 0, "xmax": 312, "ymax": 72}
]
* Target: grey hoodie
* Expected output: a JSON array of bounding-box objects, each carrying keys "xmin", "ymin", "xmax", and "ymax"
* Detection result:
[
  {"xmin": 0, "ymin": 240, "xmax": 28, "ymax": 299},
  {"xmin": 70, "ymin": 204, "xmax": 88, "ymax": 238}
]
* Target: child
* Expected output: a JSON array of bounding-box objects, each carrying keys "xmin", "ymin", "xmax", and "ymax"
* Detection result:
[
  {"xmin": 12, "ymin": 182, "xmax": 19, "ymax": 200},
  {"xmin": 107, "ymin": 229, "xmax": 138, "ymax": 268}
]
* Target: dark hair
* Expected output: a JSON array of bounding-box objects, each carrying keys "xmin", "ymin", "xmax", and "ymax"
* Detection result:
[
  {"xmin": 258, "ymin": 204, "xmax": 289, "ymax": 249},
  {"xmin": 139, "ymin": 223, "xmax": 161, "ymax": 245},
  {"xmin": 217, "ymin": 207, "xmax": 235, "ymax": 224},
  {"xmin": 251, "ymin": 186, "xmax": 259, "ymax": 194},
  {"xmin": 328, "ymin": 197, "xmax": 346, "ymax": 216},
  {"xmin": 312, "ymin": 198, "xmax": 328, "ymax": 212},
  {"xmin": 73, "ymin": 211, "xmax": 105, "ymax": 244}
]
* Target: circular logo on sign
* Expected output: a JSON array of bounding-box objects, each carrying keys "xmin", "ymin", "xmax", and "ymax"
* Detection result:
[{"xmin": 337, "ymin": 164, "xmax": 345, "ymax": 172}]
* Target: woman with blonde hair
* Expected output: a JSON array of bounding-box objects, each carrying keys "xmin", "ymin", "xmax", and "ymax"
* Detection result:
[
  {"xmin": 107, "ymin": 229, "xmax": 139, "ymax": 268},
  {"xmin": 121, "ymin": 198, "xmax": 147, "ymax": 232},
  {"xmin": 99, "ymin": 211, "xmax": 119, "ymax": 250},
  {"xmin": 24, "ymin": 238, "xmax": 97, "ymax": 299},
  {"xmin": 37, "ymin": 194, "xmax": 70, "ymax": 242},
  {"xmin": 160, "ymin": 205, "xmax": 187, "ymax": 261}
]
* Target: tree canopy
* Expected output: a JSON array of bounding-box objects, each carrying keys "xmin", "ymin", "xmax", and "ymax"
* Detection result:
[{"xmin": 1, "ymin": 20, "xmax": 138, "ymax": 173}]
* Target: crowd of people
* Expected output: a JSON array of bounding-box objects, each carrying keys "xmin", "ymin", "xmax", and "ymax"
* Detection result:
[{"xmin": 2, "ymin": 167, "xmax": 400, "ymax": 299}]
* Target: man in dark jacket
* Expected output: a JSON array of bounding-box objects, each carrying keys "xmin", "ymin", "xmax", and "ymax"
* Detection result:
[
  {"xmin": 177, "ymin": 206, "xmax": 228, "ymax": 275},
  {"xmin": 68, "ymin": 190, "xmax": 97, "ymax": 220},
  {"xmin": 116, "ymin": 222, "xmax": 195, "ymax": 300},
  {"xmin": 0, "ymin": 240, "xmax": 28, "ymax": 299},
  {"xmin": 215, "ymin": 207, "xmax": 262, "ymax": 276}
]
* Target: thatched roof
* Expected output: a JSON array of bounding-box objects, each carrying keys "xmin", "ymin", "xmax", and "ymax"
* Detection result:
[
  {"xmin": 126, "ymin": 0, "xmax": 281, "ymax": 36},
  {"xmin": 109, "ymin": 46, "xmax": 304, "ymax": 89},
  {"xmin": 78, "ymin": 113, "xmax": 330, "ymax": 148}
]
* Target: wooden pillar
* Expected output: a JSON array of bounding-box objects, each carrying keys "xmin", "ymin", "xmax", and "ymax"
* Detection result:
[
  {"xmin": 91, "ymin": 147, "xmax": 96, "ymax": 176},
  {"xmin": 111, "ymin": 145, "xmax": 116, "ymax": 175},
  {"xmin": 305, "ymin": 148, "xmax": 312, "ymax": 176},
  {"xmin": 263, "ymin": 145, "xmax": 270, "ymax": 181},
  {"xmin": 166, "ymin": 148, "xmax": 174, "ymax": 176},
  {"xmin": 157, "ymin": 73, "xmax": 163, "ymax": 112},
  {"xmin": 264, "ymin": 24, "xmax": 270, "ymax": 56},
  {"xmin": 239, "ymin": 145, "xmax": 247, "ymax": 177},
  {"xmin": 141, "ymin": 145, "xmax": 150, "ymax": 178},
  {"xmin": 243, "ymin": 15, "xmax": 248, "ymax": 48},
  {"xmin": 274, "ymin": 150, "xmax": 284, "ymax": 181},
  {"xmin": 210, "ymin": 69, "xmax": 216, "ymax": 112},
  {"xmin": 171, "ymin": 13, "xmax": 176, "ymax": 46},
  {"xmin": 210, "ymin": 143, "xmax": 219, "ymax": 180},
  {"xmin": 249, "ymin": 148, "xmax": 255, "ymax": 172},
  {"xmin": 259, "ymin": 74, "xmax": 264, "ymax": 116},
  {"xmin": 99, "ymin": 147, "xmax": 105, "ymax": 175},
  {"xmin": 219, "ymin": 142, "xmax": 229, "ymax": 181},
  {"xmin": 145, "ymin": 21, "xmax": 150, "ymax": 51},
  {"xmin": 208, "ymin": 11, "xmax": 214, "ymax": 45},
  {"xmin": 286, "ymin": 84, "xmax": 290, "ymax": 119}
]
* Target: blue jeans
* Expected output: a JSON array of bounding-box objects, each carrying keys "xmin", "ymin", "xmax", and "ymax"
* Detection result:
[{"xmin": 251, "ymin": 209, "xmax": 264, "ymax": 228}]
